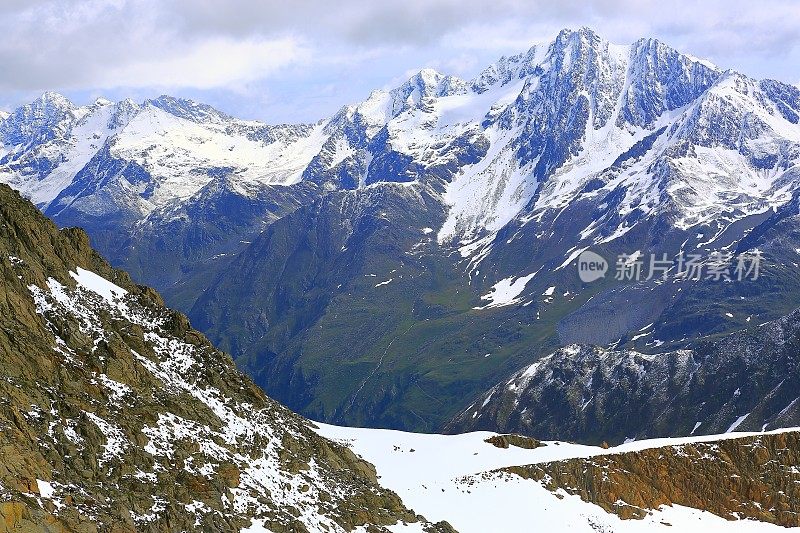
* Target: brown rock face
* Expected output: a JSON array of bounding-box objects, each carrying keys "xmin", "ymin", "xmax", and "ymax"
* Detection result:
[
  {"xmin": 484, "ymin": 434, "xmax": 543, "ymax": 450},
  {"xmin": 504, "ymin": 431, "xmax": 800, "ymax": 527},
  {"xmin": 0, "ymin": 184, "xmax": 451, "ymax": 532}
]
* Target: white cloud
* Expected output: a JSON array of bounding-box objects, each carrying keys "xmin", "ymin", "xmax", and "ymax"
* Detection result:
[{"xmin": 98, "ymin": 37, "xmax": 309, "ymax": 89}]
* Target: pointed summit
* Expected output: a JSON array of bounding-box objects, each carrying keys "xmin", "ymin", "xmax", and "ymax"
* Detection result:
[
  {"xmin": 622, "ymin": 37, "xmax": 720, "ymax": 127},
  {"xmin": 93, "ymin": 96, "xmax": 114, "ymax": 107},
  {"xmin": 34, "ymin": 91, "xmax": 75, "ymax": 111},
  {"xmin": 0, "ymin": 92, "xmax": 77, "ymax": 147},
  {"xmin": 470, "ymin": 27, "xmax": 610, "ymax": 93},
  {"xmin": 396, "ymin": 68, "xmax": 467, "ymax": 99},
  {"xmin": 553, "ymin": 26, "xmax": 601, "ymax": 45}
]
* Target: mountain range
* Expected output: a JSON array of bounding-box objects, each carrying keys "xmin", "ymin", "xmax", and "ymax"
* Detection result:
[
  {"xmin": 4, "ymin": 180, "xmax": 797, "ymax": 530},
  {"xmin": 3, "ymin": 27, "xmax": 800, "ymax": 440}
]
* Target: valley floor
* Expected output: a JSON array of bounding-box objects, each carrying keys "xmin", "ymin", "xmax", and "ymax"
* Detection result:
[{"xmin": 314, "ymin": 424, "xmax": 800, "ymax": 532}]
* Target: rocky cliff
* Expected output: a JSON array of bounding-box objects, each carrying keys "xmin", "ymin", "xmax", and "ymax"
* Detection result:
[{"xmin": 503, "ymin": 430, "xmax": 800, "ymax": 527}]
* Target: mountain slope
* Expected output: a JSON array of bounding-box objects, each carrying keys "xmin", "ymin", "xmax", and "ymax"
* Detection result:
[
  {"xmin": 446, "ymin": 309, "xmax": 800, "ymax": 444},
  {"xmin": 0, "ymin": 184, "xmax": 448, "ymax": 532},
  {"xmin": 317, "ymin": 423, "xmax": 800, "ymax": 531}
]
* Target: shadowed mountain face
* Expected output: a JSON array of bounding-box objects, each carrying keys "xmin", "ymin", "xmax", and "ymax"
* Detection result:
[
  {"xmin": 0, "ymin": 184, "xmax": 450, "ymax": 532},
  {"xmin": 3, "ymin": 28, "xmax": 800, "ymax": 436},
  {"xmin": 446, "ymin": 310, "xmax": 800, "ymax": 444}
]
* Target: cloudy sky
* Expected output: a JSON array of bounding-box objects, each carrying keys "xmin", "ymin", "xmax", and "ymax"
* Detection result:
[{"xmin": 1, "ymin": 0, "xmax": 799, "ymax": 123}]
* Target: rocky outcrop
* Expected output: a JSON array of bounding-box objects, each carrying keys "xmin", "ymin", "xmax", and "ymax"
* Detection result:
[
  {"xmin": 503, "ymin": 431, "xmax": 800, "ymax": 527},
  {"xmin": 483, "ymin": 434, "xmax": 543, "ymax": 450}
]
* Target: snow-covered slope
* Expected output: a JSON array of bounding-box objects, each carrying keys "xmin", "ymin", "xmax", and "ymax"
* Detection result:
[
  {"xmin": 0, "ymin": 93, "xmax": 115, "ymax": 206},
  {"xmin": 316, "ymin": 423, "xmax": 800, "ymax": 532}
]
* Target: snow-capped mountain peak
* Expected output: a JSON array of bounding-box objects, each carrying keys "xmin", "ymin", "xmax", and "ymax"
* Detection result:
[
  {"xmin": 0, "ymin": 91, "xmax": 77, "ymax": 149},
  {"xmin": 399, "ymin": 67, "xmax": 468, "ymax": 99},
  {"xmin": 0, "ymin": 91, "xmax": 326, "ymax": 214},
  {"xmin": 36, "ymin": 90, "xmax": 75, "ymax": 110},
  {"xmin": 0, "ymin": 30, "xmax": 732, "ymax": 225}
]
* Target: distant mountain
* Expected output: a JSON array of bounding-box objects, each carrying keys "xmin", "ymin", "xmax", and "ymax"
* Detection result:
[
  {"xmin": 0, "ymin": 184, "xmax": 447, "ymax": 532},
  {"xmin": 0, "ymin": 91, "xmax": 322, "ymax": 308},
  {"xmin": 190, "ymin": 28, "xmax": 800, "ymax": 433},
  {"xmin": 446, "ymin": 308, "xmax": 800, "ymax": 444},
  {"xmin": 3, "ymin": 27, "xmax": 800, "ymax": 437},
  {"xmin": 0, "ymin": 93, "xmax": 315, "ymax": 209}
]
